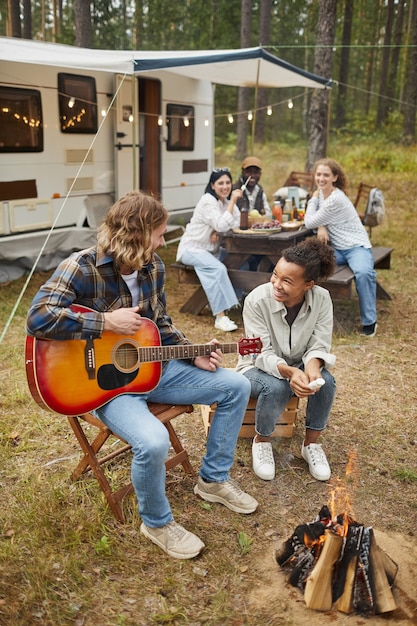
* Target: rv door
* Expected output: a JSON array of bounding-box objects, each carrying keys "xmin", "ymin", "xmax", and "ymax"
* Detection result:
[{"xmin": 114, "ymin": 74, "xmax": 139, "ymax": 198}]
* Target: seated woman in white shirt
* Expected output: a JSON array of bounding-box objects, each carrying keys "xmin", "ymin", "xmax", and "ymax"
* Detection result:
[
  {"xmin": 176, "ymin": 168, "xmax": 243, "ymax": 332},
  {"xmin": 236, "ymin": 238, "xmax": 337, "ymax": 482},
  {"xmin": 304, "ymin": 158, "xmax": 377, "ymax": 337}
]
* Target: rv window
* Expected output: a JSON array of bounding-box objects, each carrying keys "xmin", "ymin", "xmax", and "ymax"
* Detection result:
[
  {"xmin": 0, "ymin": 87, "xmax": 43, "ymax": 152},
  {"xmin": 58, "ymin": 73, "xmax": 98, "ymax": 134},
  {"xmin": 166, "ymin": 104, "xmax": 194, "ymax": 151}
]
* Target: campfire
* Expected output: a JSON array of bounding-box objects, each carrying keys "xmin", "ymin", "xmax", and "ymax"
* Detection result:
[{"xmin": 276, "ymin": 457, "xmax": 398, "ymax": 615}]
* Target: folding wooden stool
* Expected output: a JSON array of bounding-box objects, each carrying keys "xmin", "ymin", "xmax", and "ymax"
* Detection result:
[{"xmin": 67, "ymin": 402, "xmax": 195, "ymax": 523}]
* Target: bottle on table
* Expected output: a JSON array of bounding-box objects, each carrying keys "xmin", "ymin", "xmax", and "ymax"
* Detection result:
[
  {"xmin": 272, "ymin": 200, "xmax": 283, "ymax": 223},
  {"xmin": 240, "ymin": 207, "xmax": 249, "ymax": 230},
  {"xmin": 283, "ymin": 199, "xmax": 293, "ymax": 222}
]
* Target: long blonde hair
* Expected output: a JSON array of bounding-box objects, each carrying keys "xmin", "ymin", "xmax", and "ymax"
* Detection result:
[{"xmin": 97, "ymin": 191, "xmax": 168, "ymax": 269}]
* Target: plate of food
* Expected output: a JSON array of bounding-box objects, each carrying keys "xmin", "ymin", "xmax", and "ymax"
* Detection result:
[{"xmin": 250, "ymin": 220, "xmax": 282, "ymax": 232}]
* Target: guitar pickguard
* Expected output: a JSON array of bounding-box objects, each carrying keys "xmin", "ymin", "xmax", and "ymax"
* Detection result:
[{"xmin": 97, "ymin": 364, "xmax": 139, "ymax": 390}]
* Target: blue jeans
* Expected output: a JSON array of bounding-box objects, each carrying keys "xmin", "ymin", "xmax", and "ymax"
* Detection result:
[
  {"xmin": 243, "ymin": 367, "xmax": 336, "ymax": 437},
  {"xmin": 94, "ymin": 361, "xmax": 251, "ymax": 527},
  {"xmin": 334, "ymin": 246, "xmax": 377, "ymax": 326},
  {"xmin": 179, "ymin": 248, "xmax": 239, "ymax": 316}
]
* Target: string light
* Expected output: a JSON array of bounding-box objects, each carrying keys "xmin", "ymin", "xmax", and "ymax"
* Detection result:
[
  {"xmin": 101, "ymin": 109, "xmax": 106, "ymax": 117},
  {"xmin": 288, "ymin": 99, "xmax": 294, "ymax": 109},
  {"xmin": 227, "ymin": 113, "xmax": 234, "ymax": 123},
  {"xmin": 128, "ymin": 113, "xmax": 134, "ymax": 122},
  {"xmin": 68, "ymin": 97, "xmax": 75, "ymax": 108},
  {"xmin": 267, "ymin": 106, "xmax": 272, "ymax": 116},
  {"xmin": 183, "ymin": 116, "xmax": 190, "ymax": 127},
  {"xmin": 204, "ymin": 118, "xmax": 209, "ymax": 126},
  {"xmin": 247, "ymin": 110, "xmax": 253, "ymax": 121},
  {"xmin": 157, "ymin": 115, "xmax": 163, "ymax": 126}
]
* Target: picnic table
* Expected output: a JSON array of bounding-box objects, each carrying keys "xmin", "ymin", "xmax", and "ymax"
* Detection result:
[{"xmin": 171, "ymin": 226, "xmax": 393, "ymax": 317}]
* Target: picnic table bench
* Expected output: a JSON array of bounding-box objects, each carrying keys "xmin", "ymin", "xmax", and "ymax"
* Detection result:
[{"xmin": 171, "ymin": 246, "xmax": 393, "ymax": 315}]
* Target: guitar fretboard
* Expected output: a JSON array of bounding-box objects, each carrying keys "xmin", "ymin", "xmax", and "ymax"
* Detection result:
[{"xmin": 137, "ymin": 342, "xmax": 238, "ymax": 363}]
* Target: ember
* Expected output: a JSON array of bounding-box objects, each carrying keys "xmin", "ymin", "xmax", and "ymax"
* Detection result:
[{"xmin": 276, "ymin": 505, "xmax": 398, "ymax": 615}]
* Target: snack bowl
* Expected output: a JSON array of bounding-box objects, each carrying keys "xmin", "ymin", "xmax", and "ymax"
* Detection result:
[{"xmin": 281, "ymin": 220, "xmax": 303, "ymax": 232}]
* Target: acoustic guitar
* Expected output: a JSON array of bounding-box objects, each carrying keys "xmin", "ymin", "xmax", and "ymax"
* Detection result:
[{"xmin": 25, "ymin": 304, "xmax": 262, "ymax": 416}]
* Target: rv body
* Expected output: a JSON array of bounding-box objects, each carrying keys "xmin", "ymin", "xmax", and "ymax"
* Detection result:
[{"xmin": 0, "ymin": 43, "xmax": 214, "ymax": 276}]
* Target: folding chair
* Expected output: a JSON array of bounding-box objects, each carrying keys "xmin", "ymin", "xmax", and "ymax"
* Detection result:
[{"xmin": 67, "ymin": 402, "xmax": 195, "ymax": 523}]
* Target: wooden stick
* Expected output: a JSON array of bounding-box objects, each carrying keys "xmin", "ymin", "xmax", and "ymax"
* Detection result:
[
  {"xmin": 335, "ymin": 525, "xmax": 364, "ymax": 614},
  {"xmin": 369, "ymin": 529, "xmax": 397, "ymax": 614},
  {"xmin": 304, "ymin": 530, "xmax": 343, "ymax": 611}
]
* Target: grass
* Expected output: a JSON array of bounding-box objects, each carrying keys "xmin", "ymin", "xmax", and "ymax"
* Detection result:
[{"xmin": 1, "ymin": 138, "xmax": 417, "ymax": 625}]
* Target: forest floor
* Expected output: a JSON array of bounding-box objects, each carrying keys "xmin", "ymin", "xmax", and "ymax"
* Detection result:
[{"xmin": 0, "ymin": 141, "xmax": 416, "ymax": 625}]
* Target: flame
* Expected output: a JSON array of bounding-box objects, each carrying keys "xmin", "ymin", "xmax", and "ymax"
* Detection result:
[{"xmin": 327, "ymin": 450, "xmax": 359, "ymax": 536}]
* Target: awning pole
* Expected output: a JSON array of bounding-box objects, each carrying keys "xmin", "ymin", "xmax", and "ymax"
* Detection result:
[
  {"xmin": 251, "ymin": 60, "xmax": 261, "ymax": 153},
  {"xmin": 131, "ymin": 75, "xmax": 137, "ymax": 190}
]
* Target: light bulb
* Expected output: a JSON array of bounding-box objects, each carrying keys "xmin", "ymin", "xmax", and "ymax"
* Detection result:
[
  {"xmin": 248, "ymin": 110, "xmax": 253, "ymax": 121},
  {"xmin": 227, "ymin": 114, "xmax": 234, "ymax": 124}
]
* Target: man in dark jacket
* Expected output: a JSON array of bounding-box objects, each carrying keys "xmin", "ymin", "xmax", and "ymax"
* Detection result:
[{"xmin": 232, "ymin": 156, "xmax": 270, "ymax": 216}]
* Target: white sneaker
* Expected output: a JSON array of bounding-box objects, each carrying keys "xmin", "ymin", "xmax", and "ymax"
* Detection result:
[
  {"xmin": 301, "ymin": 443, "xmax": 331, "ymax": 481},
  {"xmin": 140, "ymin": 521, "xmax": 205, "ymax": 559},
  {"xmin": 252, "ymin": 438, "xmax": 275, "ymax": 480},
  {"xmin": 214, "ymin": 315, "xmax": 238, "ymax": 332}
]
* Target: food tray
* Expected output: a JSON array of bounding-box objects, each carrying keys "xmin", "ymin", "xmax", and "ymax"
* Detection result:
[{"xmin": 232, "ymin": 227, "xmax": 281, "ymax": 234}]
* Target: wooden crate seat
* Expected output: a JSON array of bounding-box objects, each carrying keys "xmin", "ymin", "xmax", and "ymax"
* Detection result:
[
  {"xmin": 68, "ymin": 402, "xmax": 195, "ymax": 523},
  {"xmin": 201, "ymin": 396, "xmax": 300, "ymax": 439}
]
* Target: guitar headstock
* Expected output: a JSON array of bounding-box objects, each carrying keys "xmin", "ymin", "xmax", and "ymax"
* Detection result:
[{"xmin": 237, "ymin": 337, "xmax": 262, "ymax": 356}]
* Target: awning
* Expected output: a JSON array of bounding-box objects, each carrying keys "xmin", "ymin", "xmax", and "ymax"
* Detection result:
[{"xmin": 0, "ymin": 37, "xmax": 332, "ymax": 89}]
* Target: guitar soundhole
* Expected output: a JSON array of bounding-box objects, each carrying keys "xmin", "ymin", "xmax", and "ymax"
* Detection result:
[{"xmin": 113, "ymin": 340, "xmax": 139, "ymax": 372}]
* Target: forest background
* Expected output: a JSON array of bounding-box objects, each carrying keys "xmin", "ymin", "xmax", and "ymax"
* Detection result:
[
  {"xmin": 1, "ymin": 0, "xmax": 417, "ymax": 161},
  {"xmin": 1, "ymin": 2, "xmax": 417, "ymax": 625}
]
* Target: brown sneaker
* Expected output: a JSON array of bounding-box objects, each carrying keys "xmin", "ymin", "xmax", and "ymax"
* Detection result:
[
  {"xmin": 140, "ymin": 521, "xmax": 205, "ymax": 559},
  {"xmin": 193, "ymin": 476, "xmax": 258, "ymax": 514}
]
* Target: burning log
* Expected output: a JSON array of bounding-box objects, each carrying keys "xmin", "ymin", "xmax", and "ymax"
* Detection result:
[
  {"xmin": 275, "ymin": 508, "xmax": 398, "ymax": 616},
  {"xmin": 368, "ymin": 529, "xmax": 397, "ymax": 614},
  {"xmin": 334, "ymin": 524, "xmax": 364, "ymax": 614},
  {"xmin": 304, "ymin": 530, "xmax": 343, "ymax": 611}
]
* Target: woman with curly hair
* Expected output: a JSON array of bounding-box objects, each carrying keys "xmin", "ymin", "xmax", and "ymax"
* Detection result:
[{"xmin": 236, "ymin": 238, "xmax": 337, "ymax": 483}]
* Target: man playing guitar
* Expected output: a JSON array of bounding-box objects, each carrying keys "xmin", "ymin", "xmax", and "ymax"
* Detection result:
[{"xmin": 26, "ymin": 190, "xmax": 259, "ymax": 560}]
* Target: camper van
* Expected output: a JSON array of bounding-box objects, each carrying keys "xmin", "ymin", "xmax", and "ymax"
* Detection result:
[
  {"xmin": 0, "ymin": 38, "xmax": 330, "ymax": 280},
  {"xmin": 0, "ymin": 38, "xmax": 217, "ymax": 279}
]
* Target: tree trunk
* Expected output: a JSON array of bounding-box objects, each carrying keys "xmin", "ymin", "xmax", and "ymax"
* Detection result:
[
  {"xmin": 386, "ymin": 0, "xmax": 406, "ymax": 112},
  {"xmin": 133, "ymin": 0, "xmax": 144, "ymax": 48},
  {"xmin": 22, "ymin": 0, "xmax": 32, "ymax": 39},
  {"xmin": 74, "ymin": 0, "xmax": 92, "ymax": 48},
  {"xmin": 335, "ymin": 0, "xmax": 354, "ymax": 129},
  {"xmin": 402, "ymin": 0, "xmax": 417, "ymax": 143},
  {"xmin": 254, "ymin": 0, "xmax": 272, "ymax": 144},
  {"xmin": 306, "ymin": 0, "xmax": 337, "ymax": 171},
  {"xmin": 236, "ymin": 0, "xmax": 252, "ymax": 160},
  {"xmin": 7, "ymin": 0, "xmax": 21, "ymax": 37},
  {"xmin": 376, "ymin": 0, "xmax": 395, "ymax": 128}
]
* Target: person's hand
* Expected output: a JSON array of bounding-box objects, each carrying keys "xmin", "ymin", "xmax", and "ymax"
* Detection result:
[
  {"xmin": 210, "ymin": 231, "xmax": 219, "ymax": 244},
  {"xmin": 317, "ymin": 225, "xmax": 329, "ymax": 244},
  {"xmin": 103, "ymin": 306, "xmax": 142, "ymax": 335},
  {"xmin": 230, "ymin": 188, "xmax": 243, "ymax": 203},
  {"xmin": 193, "ymin": 340, "xmax": 223, "ymax": 371},
  {"xmin": 289, "ymin": 369, "xmax": 317, "ymax": 398}
]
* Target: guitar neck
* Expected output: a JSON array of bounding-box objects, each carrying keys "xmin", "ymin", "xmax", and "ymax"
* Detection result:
[{"xmin": 139, "ymin": 342, "xmax": 238, "ymax": 363}]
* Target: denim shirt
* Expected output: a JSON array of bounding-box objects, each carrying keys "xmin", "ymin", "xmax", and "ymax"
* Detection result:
[{"xmin": 26, "ymin": 247, "xmax": 190, "ymax": 348}]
